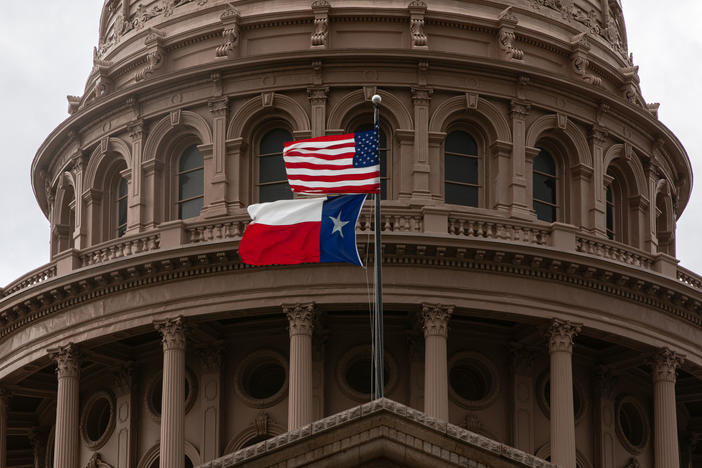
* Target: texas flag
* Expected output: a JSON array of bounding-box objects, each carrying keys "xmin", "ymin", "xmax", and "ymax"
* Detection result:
[{"xmin": 239, "ymin": 194, "xmax": 366, "ymax": 266}]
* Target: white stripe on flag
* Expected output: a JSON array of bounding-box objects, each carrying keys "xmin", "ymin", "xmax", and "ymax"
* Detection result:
[
  {"xmin": 247, "ymin": 197, "xmax": 325, "ymax": 226},
  {"xmin": 284, "ymin": 137, "xmax": 354, "ymax": 151},
  {"xmin": 285, "ymin": 147, "xmax": 355, "ymax": 156},
  {"xmin": 285, "ymin": 166, "xmax": 378, "ymax": 176},
  {"xmin": 289, "ymin": 178, "xmax": 379, "ymax": 188},
  {"xmin": 284, "ymin": 156, "xmax": 353, "ymax": 166}
]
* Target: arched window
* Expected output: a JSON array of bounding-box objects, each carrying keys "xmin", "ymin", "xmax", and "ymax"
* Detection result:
[
  {"xmin": 116, "ymin": 177, "xmax": 128, "ymax": 237},
  {"xmin": 533, "ymin": 149, "xmax": 557, "ymax": 222},
  {"xmin": 606, "ymin": 185, "xmax": 615, "ymax": 240},
  {"xmin": 444, "ymin": 130, "xmax": 479, "ymax": 207},
  {"xmin": 354, "ymin": 123, "xmax": 388, "ymax": 199},
  {"xmin": 655, "ymin": 191, "xmax": 674, "ymax": 256},
  {"xmin": 177, "ymin": 145, "xmax": 204, "ymax": 219},
  {"xmin": 258, "ymin": 128, "xmax": 293, "ymax": 202}
]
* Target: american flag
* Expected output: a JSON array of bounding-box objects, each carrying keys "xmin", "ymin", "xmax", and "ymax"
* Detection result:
[{"xmin": 283, "ymin": 129, "xmax": 380, "ymax": 194}]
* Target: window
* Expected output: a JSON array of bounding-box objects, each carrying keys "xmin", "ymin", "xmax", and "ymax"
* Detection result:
[
  {"xmin": 606, "ymin": 185, "xmax": 615, "ymax": 240},
  {"xmin": 354, "ymin": 124, "xmax": 388, "ymax": 199},
  {"xmin": 444, "ymin": 130, "xmax": 479, "ymax": 207},
  {"xmin": 533, "ymin": 149, "xmax": 557, "ymax": 222},
  {"xmin": 258, "ymin": 128, "xmax": 293, "ymax": 202},
  {"xmin": 177, "ymin": 145, "xmax": 204, "ymax": 219},
  {"xmin": 116, "ymin": 177, "xmax": 128, "ymax": 237}
]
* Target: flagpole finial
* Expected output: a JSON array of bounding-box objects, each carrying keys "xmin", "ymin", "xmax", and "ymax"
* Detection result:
[{"xmin": 371, "ymin": 94, "xmax": 382, "ymax": 105}]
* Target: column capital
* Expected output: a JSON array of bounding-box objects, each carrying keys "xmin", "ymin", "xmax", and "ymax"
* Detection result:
[
  {"xmin": 651, "ymin": 347, "xmax": 684, "ymax": 383},
  {"xmin": 307, "ymin": 86, "xmax": 329, "ymax": 105},
  {"xmin": 411, "ymin": 87, "xmax": 433, "ymax": 105},
  {"xmin": 208, "ymin": 96, "xmax": 229, "ymax": 117},
  {"xmin": 420, "ymin": 303, "xmax": 453, "ymax": 337},
  {"xmin": 546, "ymin": 319, "xmax": 582, "ymax": 353},
  {"xmin": 284, "ymin": 303, "xmax": 316, "ymax": 336},
  {"xmin": 154, "ymin": 316, "xmax": 187, "ymax": 351},
  {"xmin": 127, "ymin": 119, "xmax": 145, "ymax": 140},
  {"xmin": 48, "ymin": 343, "xmax": 81, "ymax": 379},
  {"xmin": 113, "ymin": 362, "xmax": 136, "ymax": 394},
  {"xmin": 510, "ymin": 99, "xmax": 531, "ymax": 119},
  {"xmin": 198, "ymin": 344, "xmax": 224, "ymax": 371},
  {"xmin": 509, "ymin": 343, "xmax": 536, "ymax": 375}
]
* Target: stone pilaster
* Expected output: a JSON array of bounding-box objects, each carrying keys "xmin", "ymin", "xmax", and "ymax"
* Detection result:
[
  {"xmin": 546, "ymin": 319, "xmax": 581, "ymax": 468},
  {"xmin": 28, "ymin": 429, "xmax": 46, "ymax": 468},
  {"xmin": 652, "ymin": 348, "xmax": 683, "ymax": 468},
  {"xmin": 284, "ymin": 303, "xmax": 316, "ymax": 430},
  {"xmin": 308, "ymin": 87, "xmax": 329, "ymax": 138},
  {"xmin": 113, "ymin": 363, "xmax": 137, "ymax": 468},
  {"xmin": 71, "ymin": 154, "xmax": 89, "ymax": 249},
  {"xmin": 49, "ymin": 343, "xmax": 81, "ymax": 468},
  {"xmin": 0, "ymin": 387, "xmax": 9, "ymax": 468},
  {"xmin": 507, "ymin": 99, "xmax": 531, "ymax": 218},
  {"xmin": 411, "ymin": 87, "xmax": 432, "ymax": 199},
  {"xmin": 421, "ymin": 303, "xmax": 453, "ymax": 421},
  {"xmin": 154, "ymin": 317, "xmax": 187, "ymax": 468},
  {"xmin": 509, "ymin": 345, "xmax": 535, "ymax": 453},
  {"xmin": 199, "ymin": 345, "xmax": 222, "ymax": 462},
  {"xmin": 205, "ymin": 94, "xmax": 229, "ymax": 218},
  {"xmin": 126, "ymin": 120, "xmax": 145, "ymax": 234},
  {"xmin": 590, "ymin": 125, "xmax": 608, "ymax": 236},
  {"xmin": 593, "ymin": 366, "xmax": 617, "ymax": 468},
  {"xmin": 407, "ymin": 331, "xmax": 424, "ymax": 411}
]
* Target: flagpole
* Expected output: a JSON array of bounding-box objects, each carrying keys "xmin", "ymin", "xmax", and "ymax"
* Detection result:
[{"xmin": 371, "ymin": 94, "xmax": 384, "ymax": 400}]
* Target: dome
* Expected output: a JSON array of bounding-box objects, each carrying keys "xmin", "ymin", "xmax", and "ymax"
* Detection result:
[{"xmin": 2, "ymin": 1, "xmax": 701, "ymax": 467}]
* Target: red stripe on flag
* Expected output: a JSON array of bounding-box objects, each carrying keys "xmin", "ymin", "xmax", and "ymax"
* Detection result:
[
  {"xmin": 283, "ymin": 133, "xmax": 354, "ymax": 147},
  {"xmin": 285, "ymin": 162, "xmax": 354, "ymax": 170},
  {"xmin": 289, "ymin": 183, "xmax": 380, "ymax": 194},
  {"xmin": 287, "ymin": 172, "xmax": 380, "ymax": 182},
  {"xmin": 238, "ymin": 222, "xmax": 321, "ymax": 265}
]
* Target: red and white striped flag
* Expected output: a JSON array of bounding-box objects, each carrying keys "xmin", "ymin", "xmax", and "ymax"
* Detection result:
[{"xmin": 283, "ymin": 130, "xmax": 380, "ymax": 194}]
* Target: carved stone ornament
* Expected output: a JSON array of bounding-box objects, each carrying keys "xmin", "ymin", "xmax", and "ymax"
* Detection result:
[
  {"xmin": 409, "ymin": 1, "xmax": 428, "ymax": 49},
  {"xmin": 497, "ymin": 7, "xmax": 524, "ymax": 60},
  {"xmin": 85, "ymin": 452, "xmax": 114, "ymax": 468},
  {"xmin": 216, "ymin": 6, "xmax": 240, "ymax": 58},
  {"xmin": 49, "ymin": 343, "xmax": 81, "ymax": 379},
  {"xmin": 135, "ymin": 29, "xmax": 166, "ymax": 82},
  {"xmin": 546, "ymin": 319, "xmax": 581, "ymax": 353},
  {"xmin": 198, "ymin": 344, "xmax": 223, "ymax": 371},
  {"xmin": 255, "ymin": 412, "xmax": 270, "ymax": 436},
  {"xmin": 624, "ymin": 457, "xmax": 641, "ymax": 468},
  {"xmin": 570, "ymin": 33, "xmax": 601, "ymax": 86},
  {"xmin": 284, "ymin": 303, "xmax": 316, "ymax": 336},
  {"xmin": 651, "ymin": 347, "xmax": 683, "ymax": 383},
  {"xmin": 154, "ymin": 316, "xmax": 187, "ymax": 351},
  {"xmin": 420, "ymin": 303, "xmax": 454, "ymax": 337},
  {"xmin": 311, "ymin": 1, "xmax": 330, "ymax": 48},
  {"xmin": 113, "ymin": 362, "xmax": 135, "ymax": 393}
]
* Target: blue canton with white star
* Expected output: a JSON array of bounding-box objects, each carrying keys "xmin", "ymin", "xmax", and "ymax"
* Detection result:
[
  {"xmin": 320, "ymin": 195, "xmax": 367, "ymax": 266},
  {"xmin": 353, "ymin": 130, "xmax": 379, "ymax": 167}
]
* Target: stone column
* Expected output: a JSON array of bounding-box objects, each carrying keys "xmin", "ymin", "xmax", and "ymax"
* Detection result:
[
  {"xmin": 411, "ymin": 86, "xmax": 432, "ymax": 200},
  {"xmin": 508, "ymin": 98, "xmax": 531, "ymax": 218},
  {"xmin": 421, "ymin": 304, "xmax": 453, "ymax": 421},
  {"xmin": 126, "ymin": 120, "xmax": 145, "ymax": 234},
  {"xmin": 0, "ymin": 387, "xmax": 8, "ymax": 468},
  {"xmin": 284, "ymin": 303, "xmax": 316, "ymax": 430},
  {"xmin": 407, "ymin": 332, "xmax": 425, "ymax": 411},
  {"xmin": 547, "ymin": 319, "xmax": 581, "ymax": 468},
  {"xmin": 652, "ymin": 348, "xmax": 683, "ymax": 468},
  {"xmin": 71, "ymin": 154, "xmax": 89, "ymax": 249},
  {"xmin": 113, "ymin": 363, "xmax": 137, "ymax": 468},
  {"xmin": 49, "ymin": 343, "xmax": 80, "ymax": 468},
  {"xmin": 593, "ymin": 366, "xmax": 617, "ymax": 468},
  {"xmin": 590, "ymin": 125, "xmax": 608, "ymax": 236},
  {"xmin": 154, "ymin": 317, "xmax": 187, "ymax": 468},
  {"xmin": 199, "ymin": 346, "xmax": 222, "ymax": 462},
  {"xmin": 206, "ymin": 92, "xmax": 229, "ymax": 218}
]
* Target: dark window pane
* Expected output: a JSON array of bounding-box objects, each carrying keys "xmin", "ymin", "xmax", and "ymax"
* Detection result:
[
  {"xmin": 533, "ymin": 173, "xmax": 556, "ymax": 204},
  {"xmin": 445, "ymin": 131, "xmax": 477, "ymax": 155},
  {"xmin": 534, "ymin": 149, "xmax": 556, "ymax": 175},
  {"xmin": 179, "ymin": 146, "xmax": 203, "ymax": 171},
  {"xmin": 445, "ymin": 183, "xmax": 478, "ymax": 207},
  {"xmin": 118, "ymin": 198, "xmax": 127, "ymax": 227},
  {"xmin": 259, "ymin": 155, "xmax": 287, "ymax": 184},
  {"xmin": 179, "ymin": 168, "xmax": 204, "ymax": 201},
  {"xmin": 118, "ymin": 178, "xmax": 128, "ymax": 197},
  {"xmin": 260, "ymin": 183, "xmax": 292, "ymax": 203},
  {"xmin": 534, "ymin": 201, "xmax": 556, "ymax": 223},
  {"xmin": 179, "ymin": 197, "xmax": 203, "ymax": 219},
  {"xmin": 446, "ymin": 154, "xmax": 478, "ymax": 185},
  {"xmin": 259, "ymin": 129, "xmax": 292, "ymax": 155}
]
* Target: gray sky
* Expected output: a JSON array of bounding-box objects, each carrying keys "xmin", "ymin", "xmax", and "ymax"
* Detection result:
[{"xmin": 0, "ymin": 1, "xmax": 700, "ymax": 287}]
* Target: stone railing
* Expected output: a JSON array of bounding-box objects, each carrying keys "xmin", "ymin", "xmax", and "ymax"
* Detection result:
[
  {"xmin": 447, "ymin": 214, "xmax": 550, "ymax": 246},
  {"xmin": 184, "ymin": 216, "xmax": 250, "ymax": 244},
  {"xmin": 678, "ymin": 265, "xmax": 702, "ymax": 292},
  {"xmin": 79, "ymin": 233, "xmax": 161, "ymax": 267},
  {"xmin": 576, "ymin": 234, "xmax": 655, "ymax": 270},
  {"xmin": 357, "ymin": 208, "xmax": 423, "ymax": 233},
  {"xmin": 1, "ymin": 263, "xmax": 57, "ymax": 298}
]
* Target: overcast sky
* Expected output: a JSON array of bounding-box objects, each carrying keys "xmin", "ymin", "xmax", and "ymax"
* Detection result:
[{"xmin": 0, "ymin": 1, "xmax": 700, "ymax": 287}]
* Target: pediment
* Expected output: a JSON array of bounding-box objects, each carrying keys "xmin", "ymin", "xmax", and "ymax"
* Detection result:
[{"xmin": 200, "ymin": 399, "xmax": 555, "ymax": 468}]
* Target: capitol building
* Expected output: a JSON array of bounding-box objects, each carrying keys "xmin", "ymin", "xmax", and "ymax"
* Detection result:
[{"xmin": 1, "ymin": 0, "xmax": 701, "ymax": 467}]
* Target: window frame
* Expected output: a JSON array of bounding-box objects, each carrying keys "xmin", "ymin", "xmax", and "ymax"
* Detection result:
[
  {"xmin": 255, "ymin": 126, "xmax": 294, "ymax": 203},
  {"xmin": 532, "ymin": 148, "xmax": 559, "ymax": 223},
  {"xmin": 443, "ymin": 129, "xmax": 481, "ymax": 208},
  {"xmin": 176, "ymin": 144, "xmax": 205, "ymax": 220}
]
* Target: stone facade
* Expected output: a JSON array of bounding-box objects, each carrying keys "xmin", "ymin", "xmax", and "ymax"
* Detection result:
[{"xmin": 1, "ymin": 1, "xmax": 701, "ymax": 467}]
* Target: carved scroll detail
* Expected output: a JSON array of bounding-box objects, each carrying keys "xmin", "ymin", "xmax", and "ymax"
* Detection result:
[
  {"xmin": 311, "ymin": 1, "xmax": 330, "ymax": 48},
  {"xmin": 497, "ymin": 7, "xmax": 524, "ymax": 60},
  {"xmin": 570, "ymin": 33, "xmax": 601, "ymax": 86},
  {"xmin": 135, "ymin": 29, "xmax": 166, "ymax": 82},
  {"xmin": 215, "ymin": 6, "xmax": 240, "ymax": 58},
  {"xmin": 409, "ymin": 1, "xmax": 428, "ymax": 49}
]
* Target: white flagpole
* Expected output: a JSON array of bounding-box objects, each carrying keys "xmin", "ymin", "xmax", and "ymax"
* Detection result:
[{"xmin": 371, "ymin": 94, "xmax": 384, "ymax": 400}]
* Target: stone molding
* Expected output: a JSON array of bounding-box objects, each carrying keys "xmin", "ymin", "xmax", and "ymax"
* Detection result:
[
  {"xmin": 199, "ymin": 398, "xmax": 557, "ymax": 468},
  {"xmin": 420, "ymin": 303, "xmax": 453, "ymax": 337},
  {"xmin": 651, "ymin": 347, "xmax": 684, "ymax": 383},
  {"xmin": 154, "ymin": 316, "xmax": 186, "ymax": 351},
  {"xmin": 283, "ymin": 303, "xmax": 316, "ymax": 337},
  {"xmin": 546, "ymin": 318, "xmax": 582, "ymax": 353},
  {"xmin": 49, "ymin": 343, "xmax": 81, "ymax": 379}
]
